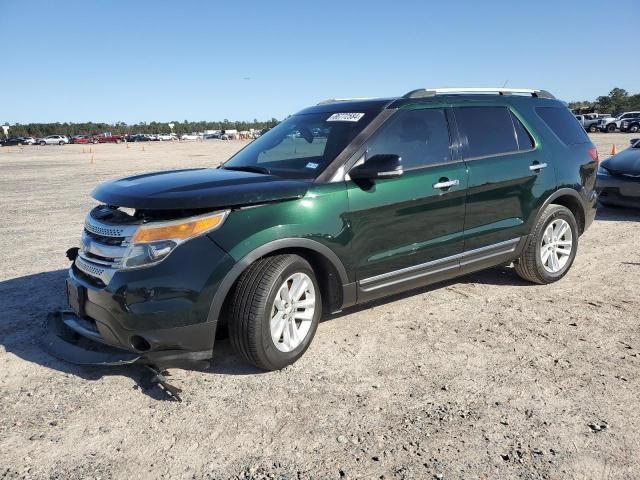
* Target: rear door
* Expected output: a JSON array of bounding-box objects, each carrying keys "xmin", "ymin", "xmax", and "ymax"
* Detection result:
[
  {"xmin": 346, "ymin": 106, "xmax": 468, "ymax": 301},
  {"xmin": 453, "ymin": 104, "xmax": 556, "ymax": 268}
]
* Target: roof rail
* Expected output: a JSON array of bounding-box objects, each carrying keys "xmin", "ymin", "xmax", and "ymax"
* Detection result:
[
  {"xmin": 317, "ymin": 97, "xmax": 374, "ymax": 105},
  {"xmin": 402, "ymin": 87, "xmax": 555, "ymax": 100}
]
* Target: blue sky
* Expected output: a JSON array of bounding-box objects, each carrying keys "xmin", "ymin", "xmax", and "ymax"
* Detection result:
[{"xmin": 1, "ymin": 0, "xmax": 637, "ymax": 124}]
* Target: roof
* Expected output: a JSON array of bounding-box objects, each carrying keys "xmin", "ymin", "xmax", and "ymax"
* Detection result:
[{"xmin": 298, "ymin": 87, "xmax": 557, "ymax": 115}]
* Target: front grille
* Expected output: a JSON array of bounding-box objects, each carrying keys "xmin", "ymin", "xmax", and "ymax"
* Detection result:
[
  {"xmin": 84, "ymin": 221, "xmax": 126, "ymax": 238},
  {"xmin": 76, "ymin": 255, "xmax": 107, "ymax": 277},
  {"xmin": 76, "ymin": 211, "xmax": 141, "ymax": 284},
  {"xmin": 84, "ymin": 229, "xmax": 124, "ymax": 246}
]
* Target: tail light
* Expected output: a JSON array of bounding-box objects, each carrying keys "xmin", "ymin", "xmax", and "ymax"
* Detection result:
[{"xmin": 588, "ymin": 147, "xmax": 599, "ymax": 163}]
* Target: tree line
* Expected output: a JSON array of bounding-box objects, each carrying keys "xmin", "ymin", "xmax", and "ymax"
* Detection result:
[
  {"xmin": 1, "ymin": 118, "xmax": 280, "ymax": 138},
  {"xmin": 569, "ymin": 88, "xmax": 640, "ymax": 115},
  {"xmin": 5, "ymin": 88, "xmax": 639, "ymax": 137}
]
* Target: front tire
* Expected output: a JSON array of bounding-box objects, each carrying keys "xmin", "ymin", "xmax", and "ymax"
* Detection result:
[
  {"xmin": 607, "ymin": 124, "xmax": 616, "ymax": 133},
  {"xmin": 629, "ymin": 124, "xmax": 639, "ymax": 133},
  {"xmin": 228, "ymin": 254, "xmax": 322, "ymax": 371},
  {"xmin": 588, "ymin": 124, "xmax": 598, "ymax": 133},
  {"xmin": 514, "ymin": 205, "xmax": 579, "ymax": 284},
  {"xmin": 39, "ymin": 141, "xmax": 46, "ymax": 146}
]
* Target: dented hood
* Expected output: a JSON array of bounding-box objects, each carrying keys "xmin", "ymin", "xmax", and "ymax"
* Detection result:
[{"xmin": 92, "ymin": 168, "xmax": 310, "ymax": 210}]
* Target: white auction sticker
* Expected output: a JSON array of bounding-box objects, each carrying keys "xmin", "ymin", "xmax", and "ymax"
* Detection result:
[
  {"xmin": 327, "ymin": 112, "xmax": 365, "ymax": 122},
  {"xmin": 306, "ymin": 162, "xmax": 319, "ymax": 169}
]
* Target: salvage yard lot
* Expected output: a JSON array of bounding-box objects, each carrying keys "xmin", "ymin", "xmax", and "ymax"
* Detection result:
[{"xmin": 0, "ymin": 134, "xmax": 639, "ymax": 479}]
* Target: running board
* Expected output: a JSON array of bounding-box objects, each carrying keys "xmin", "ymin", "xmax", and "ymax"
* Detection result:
[{"xmin": 359, "ymin": 238, "xmax": 520, "ymax": 293}]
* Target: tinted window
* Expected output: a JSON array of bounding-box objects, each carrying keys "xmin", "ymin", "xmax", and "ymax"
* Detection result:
[
  {"xmin": 454, "ymin": 106, "xmax": 518, "ymax": 158},
  {"xmin": 365, "ymin": 108, "xmax": 451, "ymax": 169},
  {"xmin": 536, "ymin": 106, "xmax": 590, "ymax": 145},
  {"xmin": 511, "ymin": 112, "xmax": 535, "ymax": 150}
]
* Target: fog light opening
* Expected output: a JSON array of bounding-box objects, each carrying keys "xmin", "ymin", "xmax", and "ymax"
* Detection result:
[{"xmin": 130, "ymin": 335, "xmax": 151, "ymax": 352}]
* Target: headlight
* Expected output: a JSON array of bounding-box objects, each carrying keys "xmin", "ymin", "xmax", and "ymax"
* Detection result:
[{"xmin": 120, "ymin": 210, "xmax": 229, "ymax": 269}]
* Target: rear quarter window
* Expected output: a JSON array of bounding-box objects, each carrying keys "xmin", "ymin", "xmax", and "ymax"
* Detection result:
[
  {"xmin": 454, "ymin": 106, "xmax": 518, "ymax": 159},
  {"xmin": 536, "ymin": 106, "xmax": 590, "ymax": 145}
]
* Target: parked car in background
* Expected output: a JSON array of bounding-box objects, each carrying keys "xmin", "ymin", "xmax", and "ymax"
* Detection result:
[
  {"xmin": 598, "ymin": 112, "xmax": 640, "ymax": 132},
  {"xmin": 180, "ymin": 133, "xmax": 202, "ymax": 141},
  {"xmin": 71, "ymin": 135, "xmax": 93, "ymax": 144},
  {"xmin": 575, "ymin": 114, "xmax": 608, "ymax": 133},
  {"xmin": 92, "ymin": 134, "xmax": 125, "ymax": 144},
  {"xmin": 51, "ymin": 87, "xmax": 598, "ymax": 372},
  {"xmin": 38, "ymin": 135, "xmax": 69, "ymax": 145},
  {"xmin": 597, "ymin": 137, "xmax": 640, "ymax": 207},
  {"xmin": 620, "ymin": 116, "xmax": 640, "ymax": 133},
  {"xmin": 23, "ymin": 136, "xmax": 37, "ymax": 145},
  {"xmin": 1, "ymin": 136, "xmax": 29, "ymax": 146},
  {"xmin": 127, "ymin": 134, "xmax": 152, "ymax": 142},
  {"xmin": 156, "ymin": 133, "xmax": 176, "ymax": 141}
]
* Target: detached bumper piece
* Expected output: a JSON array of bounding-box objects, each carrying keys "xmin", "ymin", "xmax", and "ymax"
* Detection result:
[
  {"xmin": 42, "ymin": 311, "xmax": 208, "ymax": 401},
  {"xmin": 43, "ymin": 310, "xmax": 212, "ymax": 369},
  {"xmin": 43, "ymin": 311, "xmax": 140, "ymax": 366}
]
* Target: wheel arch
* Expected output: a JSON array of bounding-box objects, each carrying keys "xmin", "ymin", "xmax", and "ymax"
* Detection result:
[
  {"xmin": 535, "ymin": 188, "xmax": 587, "ymax": 235},
  {"xmin": 207, "ymin": 238, "xmax": 352, "ymax": 326}
]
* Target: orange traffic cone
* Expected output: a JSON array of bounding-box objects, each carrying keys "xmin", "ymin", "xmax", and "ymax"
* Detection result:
[{"xmin": 611, "ymin": 144, "xmax": 618, "ymax": 155}]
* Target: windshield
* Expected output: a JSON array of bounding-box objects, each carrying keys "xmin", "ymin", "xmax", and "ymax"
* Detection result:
[{"xmin": 222, "ymin": 112, "xmax": 375, "ymax": 179}]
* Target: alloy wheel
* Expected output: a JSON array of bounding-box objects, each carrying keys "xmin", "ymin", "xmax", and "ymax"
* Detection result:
[
  {"xmin": 270, "ymin": 272, "xmax": 316, "ymax": 352},
  {"xmin": 540, "ymin": 219, "xmax": 573, "ymax": 273}
]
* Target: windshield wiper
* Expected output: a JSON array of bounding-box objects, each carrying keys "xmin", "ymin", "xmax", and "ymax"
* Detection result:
[{"xmin": 222, "ymin": 165, "xmax": 271, "ymax": 175}]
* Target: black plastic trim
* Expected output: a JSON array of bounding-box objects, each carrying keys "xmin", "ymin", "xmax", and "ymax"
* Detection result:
[{"xmin": 206, "ymin": 238, "xmax": 351, "ymax": 324}]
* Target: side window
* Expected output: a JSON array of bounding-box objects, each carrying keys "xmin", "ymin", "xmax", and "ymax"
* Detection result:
[
  {"xmin": 536, "ymin": 106, "xmax": 590, "ymax": 145},
  {"xmin": 511, "ymin": 112, "xmax": 535, "ymax": 150},
  {"xmin": 365, "ymin": 108, "xmax": 451, "ymax": 170},
  {"xmin": 454, "ymin": 106, "xmax": 518, "ymax": 159}
]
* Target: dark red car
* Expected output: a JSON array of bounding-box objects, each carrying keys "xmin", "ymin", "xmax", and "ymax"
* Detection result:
[
  {"xmin": 71, "ymin": 135, "xmax": 92, "ymax": 144},
  {"xmin": 92, "ymin": 134, "xmax": 125, "ymax": 144}
]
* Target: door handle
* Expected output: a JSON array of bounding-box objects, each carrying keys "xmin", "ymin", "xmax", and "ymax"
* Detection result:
[
  {"xmin": 433, "ymin": 179, "xmax": 460, "ymax": 189},
  {"xmin": 529, "ymin": 162, "xmax": 548, "ymax": 172}
]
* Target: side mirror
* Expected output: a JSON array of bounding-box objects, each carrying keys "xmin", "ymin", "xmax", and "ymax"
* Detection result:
[
  {"xmin": 630, "ymin": 138, "xmax": 639, "ymax": 147},
  {"xmin": 349, "ymin": 154, "xmax": 403, "ymax": 181}
]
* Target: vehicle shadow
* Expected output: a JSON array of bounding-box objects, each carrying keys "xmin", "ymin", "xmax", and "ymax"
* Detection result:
[{"xmin": 0, "ymin": 269, "xmax": 262, "ymax": 402}]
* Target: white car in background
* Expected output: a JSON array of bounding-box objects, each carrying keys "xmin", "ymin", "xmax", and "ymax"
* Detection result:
[
  {"xmin": 23, "ymin": 137, "xmax": 37, "ymax": 145},
  {"xmin": 157, "ymin": 133, "xmax": 177, "ymax": 141},
  {"xmin": 38, "ymin": 135, "xmax": 69, "ymax": 145},
  {"xmin": 180, "ymin": 133, "xmax": 202, "ymax": 141},
  {"xmin": 599, "ymin": 112, "xmax": 640, "ymax": 132}
]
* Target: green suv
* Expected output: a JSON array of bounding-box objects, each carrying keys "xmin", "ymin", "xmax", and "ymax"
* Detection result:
[{"xmin": 49, "ymin": 87, "xmax": 598, "ymax": 372}]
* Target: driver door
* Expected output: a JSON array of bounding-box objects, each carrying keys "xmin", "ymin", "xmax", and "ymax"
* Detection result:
[{"xmin": 345, "ymin": 107, "xmax": 468, "ymax": 302}]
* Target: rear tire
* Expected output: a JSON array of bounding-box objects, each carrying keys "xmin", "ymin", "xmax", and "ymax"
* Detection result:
[
  {"xmin": 228, "ymin": 254, "xmax": 321, "ymax": 371},
  {"xmin": 588, "ymin": 124, "xmax": 598, "ymax": 133},
  {"xmin": 39, "ymin": 141, "xmax": 46, "ymax": 146},
  {"xmin": 514, "ymin": 205, "xmax": 579, "ymax": 284},
  {"xmin": 607, "ymin": 124, "xmax": 616, "ymax": 132}
]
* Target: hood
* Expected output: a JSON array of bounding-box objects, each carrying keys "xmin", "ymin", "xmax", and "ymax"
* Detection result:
[
  {"xmin": 92, "ymin": 168, "xmax": 310, "ymax": 210},
  {"xmin": 602, "ymin": 148, "xmax": 640, "ymax": 175}
]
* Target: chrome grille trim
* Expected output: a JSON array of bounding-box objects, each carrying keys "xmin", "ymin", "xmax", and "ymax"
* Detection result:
[
  {"xmin": 76, "ymin": 255, "xmax": 105, "ymax": 276},
  {"xmin": 84, "ymin": 222, "xmax": 125, "ymax": 237},
  {"xmin": 84, "ymin": 216, "xmax": 139, "ymax": 239}
]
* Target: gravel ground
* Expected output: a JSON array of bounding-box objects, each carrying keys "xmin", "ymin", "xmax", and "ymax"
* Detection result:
[{"xmin": 0, "ymin": 134, "xmax": 639, "ymax": 480}]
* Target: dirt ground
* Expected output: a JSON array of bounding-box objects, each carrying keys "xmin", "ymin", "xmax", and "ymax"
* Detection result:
[{"xmin": 0, "ymin": 134, "xmax": 639, "ymax": 480}]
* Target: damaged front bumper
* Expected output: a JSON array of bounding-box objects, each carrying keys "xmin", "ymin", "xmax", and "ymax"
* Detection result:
[
  {"xmin": 43, "ymin": 232, "xmax": 237, "ymax": 370},
  {"xmin": 43, "ymin": 310, "xmax": 213, "ymax": 369}
]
